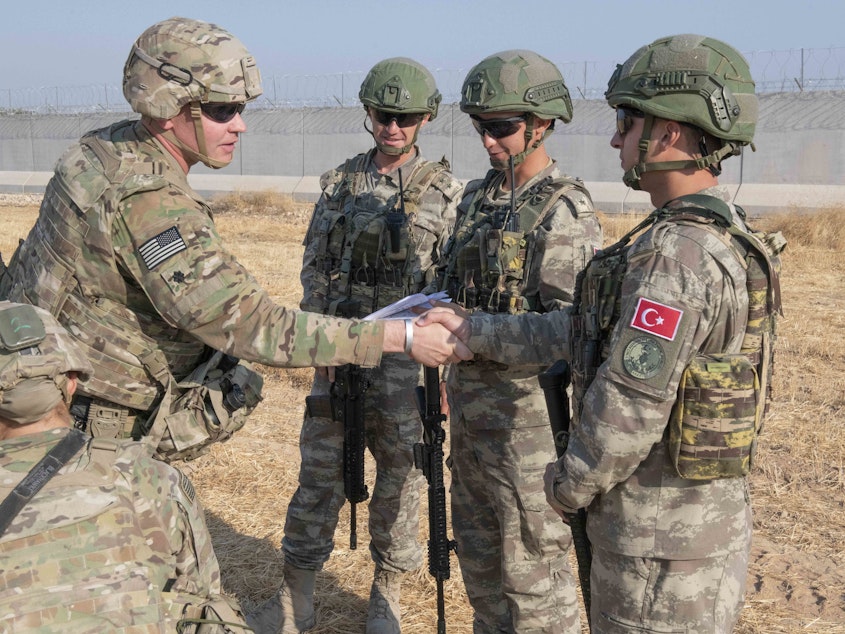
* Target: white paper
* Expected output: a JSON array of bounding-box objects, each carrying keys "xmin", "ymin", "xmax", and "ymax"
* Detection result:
[{"xmin": 363, "ymin": 291, "xmax": 451, "ymax": 321}]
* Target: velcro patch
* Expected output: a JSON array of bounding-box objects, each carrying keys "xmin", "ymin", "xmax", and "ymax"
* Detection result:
[
  {"xmin": 630, "ymin": 297, "xmax": 683, "ymax": 341},
  {"xmin": 139, "ymin": 226, "xmax": 187, "ymax": 271}
]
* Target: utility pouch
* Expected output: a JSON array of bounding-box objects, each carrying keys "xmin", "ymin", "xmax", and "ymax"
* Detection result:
[
  {"xmin": 668, "ymin": 353, "xmax": 760, "ymax": 480},
  {"xmin": 156, "ymin": 353, "xmax": 264, "ymax": 461}
]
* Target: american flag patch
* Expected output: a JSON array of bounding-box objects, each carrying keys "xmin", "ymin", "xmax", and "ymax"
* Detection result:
[{"xmin": 139, "ymin": 226, "xmax": 187, "ymax": 270}]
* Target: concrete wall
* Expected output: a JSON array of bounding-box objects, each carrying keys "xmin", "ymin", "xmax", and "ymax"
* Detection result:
[{"xmin": 2, "ymin": 92, "xmax": 843, "ymax": 214}]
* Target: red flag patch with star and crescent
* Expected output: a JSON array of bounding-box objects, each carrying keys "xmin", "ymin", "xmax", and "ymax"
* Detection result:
[{"xmin": 630, "ymin": 297, "xmax": 684, "ymax": 341}]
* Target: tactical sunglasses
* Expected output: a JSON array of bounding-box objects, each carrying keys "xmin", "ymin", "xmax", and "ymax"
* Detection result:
[
  {"xmin": 470, "ymin": 115, "xmax": 526, "ymax": 140},
  {"xmin": 200, "ymin": 102, "xmax": 246, "ymax": 123},
  {"xmin": 615, "ymin": 107, "xmax": 645, "ymax": 136},
  {"xmin": 371, "ymin": 109, "xmax": 425, "ymax": 127}
]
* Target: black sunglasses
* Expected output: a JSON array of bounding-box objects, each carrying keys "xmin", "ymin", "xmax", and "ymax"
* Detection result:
[
  {"xmin": 200, "ymin": 102, "xmax": 246, "ymax": 123},
  {"xmin": 615, "ymin": 107, "xmax": 645, "ymax": 136},
  {"xmin": 470, "ymin": 115, "xmax": 526, "ymax": 140},
  {"xmin": 371, "ymin": 109, "xmax": 425, "ymax": 127}
]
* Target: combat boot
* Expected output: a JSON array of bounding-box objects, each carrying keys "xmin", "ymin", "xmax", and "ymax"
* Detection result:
[
  {"xmin": 245, "ymin": 562, "xmax": 317, "ymax": 634},
  {"xmin": 365, "ymin": 567, "xmax": 404, "ymax": 633}
]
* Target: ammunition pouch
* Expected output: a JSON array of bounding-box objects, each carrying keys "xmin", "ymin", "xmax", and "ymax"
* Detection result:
[{"xmin": 668, "ymin": 353, "xmax": 760, "ymax": 480}]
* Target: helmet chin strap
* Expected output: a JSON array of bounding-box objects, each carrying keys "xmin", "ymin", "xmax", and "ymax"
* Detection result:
[
  {"xmin": 622, "ymin": 113, "xmax": 745, "ymax": 190},
  {"xmin": 363, "ymin": 113, "xmax": 421, "ymax": 156},
  {"xmin": 159, "ymin": 104, "xmax": 230, "ymax": 170},
  {"xmin": 489, "ymin": 116, "xmax": 554, "ymax": 170}
]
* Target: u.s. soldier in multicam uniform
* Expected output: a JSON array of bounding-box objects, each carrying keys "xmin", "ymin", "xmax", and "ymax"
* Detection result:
[
  {"xmin": 0, "ymin": 18, "xmax": 469, "ymax": 462},
  {"xmin": 246, "ymin": 58, "xmax": 461, "ymax": 634},
  {"xmin": 434, "ymin": 50, "xmax": 602, "ymax": 634},
  {"xmin": 420, "ymin": 35, "xmax": 784, "ymax": 633},
  {"xmin": 0, "ymin": 301, "xmax": 248, "ymax": 632}
]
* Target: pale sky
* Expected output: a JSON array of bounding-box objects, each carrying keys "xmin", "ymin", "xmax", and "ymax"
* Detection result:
[{"xmin": 1, "ymin": 0, "xmax": 842, "ymax": 92}]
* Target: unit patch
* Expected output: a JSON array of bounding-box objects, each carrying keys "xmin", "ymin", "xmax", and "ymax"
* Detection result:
[
  {"xmin": 139, "ymin": 226, "xmax": 187, "ymax": 271},
  {"xmin": 630, "ymin": 297, "xmax": 683, "ymax": 341},
  {"xmin": 622, "ymin": 335, "xmax": 665, "ymax": 379}
]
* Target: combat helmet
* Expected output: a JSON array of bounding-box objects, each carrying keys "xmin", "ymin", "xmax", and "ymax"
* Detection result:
[
  {"xmin": 0, "ymin": 302, "xmax": 92, "ymax": 425},
  {"xmin": 359, "ymin": 57, "xmax": 441, "ymax": 155},
  {"xmin": 461, "ymin": 49, "xmax": 572, "ymax": 168},
  {"xmin": 123, "ymin": 16, "xmax": 262, "ymax": 169},
  {"xmin": 605, "ymin": 34, "xmax": 757, "ymax": 189}
]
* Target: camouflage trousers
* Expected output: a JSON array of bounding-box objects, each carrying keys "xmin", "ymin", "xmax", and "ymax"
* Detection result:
[
  {"xmin": 591, "ymin": 544, "xmax": 749, "ymax": 633},
  {"xmin": 282, "ymin": 355, "xmax": 425, "ymax": 573},
  {"xmin": 449, "ymin": 416, "xmax": 581, "ymax": 633}
]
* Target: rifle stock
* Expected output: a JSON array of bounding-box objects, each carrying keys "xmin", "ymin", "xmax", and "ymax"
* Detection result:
[
  {"xmin": 414, "ymin": 366, "xmax": 455, "ymax": 633},
  {"xmin": 538, "ymin": 359, "xmax": 593, "ymax": 630}
]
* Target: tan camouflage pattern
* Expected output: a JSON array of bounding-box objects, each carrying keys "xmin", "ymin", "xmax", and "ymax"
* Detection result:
[
  {"xmin": 123, "ymin": 17, "xmax": 262, "ymax": 120},
  {"xmin": 0, "ymin": 427, "xmax": 239, "ymax": 632},
  {"xmin": 465, "ymin": 187, "xmax": 763, "ymax": 629},
  {"xmin": 6, "ymin": 120, "xmax": 384, "ymax": 415},
  {"xmin": 284, "ymin": 149, "xmax": 459, "ymax": 575},
  {"xmin": 439, "ymin": 162, "xmax": 600, "ymax": 633}
]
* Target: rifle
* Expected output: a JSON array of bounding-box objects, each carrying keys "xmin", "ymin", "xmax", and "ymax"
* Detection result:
[
  {"xmin": 333, "ymin": 363, "xmax": 370, "ymax": 550},
  {"xmin": 538, "ymin": 360, "xmax": 592, "ymax": 630},
  {"xmin": 413, "ymin": 366, "xmax": 456, "ymax": 634}
]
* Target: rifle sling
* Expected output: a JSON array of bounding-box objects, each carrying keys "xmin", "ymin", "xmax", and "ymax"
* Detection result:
[{"xmin": 0, "ymin": 428, "xmax": 89, "ymax": 538}]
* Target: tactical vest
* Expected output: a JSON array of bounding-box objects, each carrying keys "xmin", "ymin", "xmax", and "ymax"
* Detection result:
[
  {"xmin": 303, "ymin": 151, "xmax": 453, "ymax": 318},
  {"xmin": 442, "ymin": 169, "xmax": 590, "ymax": 315},
  {"xmin": 570, "ymin": 195, "xmax": 784, "ymax": 480},
  {"xmin": 5, "ymin": 121, "xmax": 207, "ymax": 412}
]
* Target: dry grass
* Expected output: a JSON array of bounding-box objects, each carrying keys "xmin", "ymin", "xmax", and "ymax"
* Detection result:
[{"xmin": 1, "ymin": 193, "xmax": 843, "ymax": 633}]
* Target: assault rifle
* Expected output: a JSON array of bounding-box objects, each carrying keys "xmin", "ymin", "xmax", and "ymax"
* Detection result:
[
  {"xmin": 333, "ymin": 363, "xmax": 370, "ymax": 550},
  {"xmin": 538, "ymin": 360, "xmax": 593, "ymax": 630},
  {"xmin": 413, "ymin": 366, "xmax": 456, "ymax": 633}
]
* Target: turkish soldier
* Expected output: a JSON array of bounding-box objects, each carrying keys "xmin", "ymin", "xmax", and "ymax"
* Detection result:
[
  {"xmin": 435, "ymin": 50, "xmax": 602, "ymax": 633},
  {"xmin": 248, "ymin": 58, "xmax": 460, "ymax": 634},
  {"xmin": 1, "ymin": 19, "xmax": 468, "ymax": 462},
  {"xmin": 420, "ymin": 34, "xmax": 784, "ymax": 633},
  {"xmin": 0, "ymin": 301, "xmax": 248, "ymax": 632}
]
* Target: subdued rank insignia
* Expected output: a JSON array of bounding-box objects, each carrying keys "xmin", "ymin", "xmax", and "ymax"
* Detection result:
[
  {"xmin": 179, "ymin": 471, "xmax": 196, "ymax": 504},
  {"xmin": 139, "ymin": 226, "xmax": 187, "ymax": 271},
  {"xmin": 622, "ymin": 335, "xmax": 665, "ymax": 379}
]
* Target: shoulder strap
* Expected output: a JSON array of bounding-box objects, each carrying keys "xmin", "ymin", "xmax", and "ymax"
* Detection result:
[{"xmin": 0, "ymin": 429, "xmax": 89, "ymax": 537}]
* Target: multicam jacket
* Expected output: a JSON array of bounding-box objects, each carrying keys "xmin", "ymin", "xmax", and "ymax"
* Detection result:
[
  {"xmin": 5, "ymin": 120, "xmax": 384, "ymax": 413},
  {"xmin": 466, "ymin": 187, "xmax": 782, "ymax": 557},
  {"xmin": 0, "ymin": 428, "xmax": 230, "ymax": 632}
]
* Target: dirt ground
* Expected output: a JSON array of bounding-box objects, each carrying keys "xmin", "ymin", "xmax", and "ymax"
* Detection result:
[{"xmin": 1, "ymin": 196, "xmax": 843, "ymax": 632}]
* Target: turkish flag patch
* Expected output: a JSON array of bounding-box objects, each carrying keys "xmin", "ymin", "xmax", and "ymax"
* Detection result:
[{"xmin": 630, "ymin": 297, "xmax": 684, "ymax": 341}]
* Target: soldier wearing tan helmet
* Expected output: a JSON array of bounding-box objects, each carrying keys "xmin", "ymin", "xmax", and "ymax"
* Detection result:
[
  {"xmin": 430, "ymin": 49, "xmax": 602, "ymax": 633},
  {"xmin": 419, "ymin": 34, "xmax": 785, "ymax": 632},
  {"xmin": 0, "ymin": 301, "xmax": 250, "ymax": 631},
  {"xmin": 2, "ymin": 18, "xmax": 470, "ymax": 463},
  {"xmin": 248, "ymin": 57, "xmax": 461, "ymax": 634}
]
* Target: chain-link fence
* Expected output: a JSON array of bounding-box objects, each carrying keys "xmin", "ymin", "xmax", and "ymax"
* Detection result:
[{"xmin": 2, "ymin": 46, "xmax": 844, "ymax": 114}]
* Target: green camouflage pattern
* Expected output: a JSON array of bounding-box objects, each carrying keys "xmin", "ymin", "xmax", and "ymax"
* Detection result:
[
  {"xmin": 123, "ymin": 16, "xmax": 262, "ymax": 120},
  {"xmin": 0, "ymin": 302, "xmax": 92, "ymax": 425},
  {"xmin": 439, "ymin": 162, "xmax": 599, "ymax": 632},
  {"xmin": 605, "ymin": 34, "xmax": 757, "ymax": 144},
  {"xmin": 6, "ymin": 120, "xmax": 384, "ymax": 416},
  {"xmin": 284, "ymin": 148, "xmax": 458, "ymax": 576},
  {"xmin": 0, "ymin": 428, "xmax": 242, "ymax": 632},
  {"xmin": 359, "ymin": 57, "xmax": 441, "ymax": 118},
  {"xmin": 461, "ymin": 49, "xmax": 573, "ymax": 122}
]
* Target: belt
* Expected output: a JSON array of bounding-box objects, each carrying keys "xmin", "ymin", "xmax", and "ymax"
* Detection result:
[{"xmin": 71, "ymin": 395, "xmax": 142, "ymax": 439}]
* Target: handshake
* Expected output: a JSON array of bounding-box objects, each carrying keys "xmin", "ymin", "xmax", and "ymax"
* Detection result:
[{"xmin": 381, "ymin": 303, "xmax": 473, "ymax": 367}]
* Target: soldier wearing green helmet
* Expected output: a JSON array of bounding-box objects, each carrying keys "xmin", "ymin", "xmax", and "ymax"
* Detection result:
[
  {"xmin": 418, "ymin": 34, "xmax": 784, "ymax": 633},
  {"xmin": 247, "ymin": 57, "xmax": 460, "ymax": 634},
  {"xmin": 3, "ymin": 21, "xmax": 470, "ymax": 465},
  {"xmin": 431, "ymin": 49, "xmax": 602, "ymax": 633},
  {"xmin": 0, "ymin": 301, "xmax": 251, "ymax": 631}
]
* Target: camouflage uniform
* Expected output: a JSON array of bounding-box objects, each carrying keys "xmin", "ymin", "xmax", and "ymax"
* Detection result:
[
  {"xmin": 0, "ymin": 428, "xmax": 239, "ymax": 633},
  {"xmin": 443, "ymin": 163, "xmax": 600, "ymax": 634},
  {"xmin": 4, "ymin": 18, "xmax": 384, "ymax": 459},
  {"xmin": 284, "ymin": 147, "xmax": 460, "ymax": 575}
]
